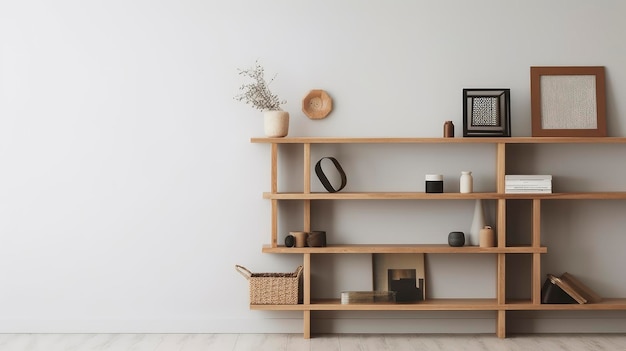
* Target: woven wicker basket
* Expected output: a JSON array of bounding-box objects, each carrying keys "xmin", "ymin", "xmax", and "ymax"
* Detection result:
[{"xmin": 236, "ymin": 265, "xmax": 303, "ymax": 305}]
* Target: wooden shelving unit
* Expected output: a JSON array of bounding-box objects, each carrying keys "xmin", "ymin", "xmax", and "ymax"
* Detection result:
[{"xmin": 250, "ymin": 136, "xmax": 626, "ymax": 339}]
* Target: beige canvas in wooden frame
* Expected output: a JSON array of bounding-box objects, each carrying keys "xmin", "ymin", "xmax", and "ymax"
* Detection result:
[{"xmin": 531, "ymin": 66, "xmax": 606, "ymax": 137}]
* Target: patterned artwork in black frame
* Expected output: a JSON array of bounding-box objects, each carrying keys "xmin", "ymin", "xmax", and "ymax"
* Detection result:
[{"xmin": 463, "ymin": 89, "xmax": 511, "ymax": 137}]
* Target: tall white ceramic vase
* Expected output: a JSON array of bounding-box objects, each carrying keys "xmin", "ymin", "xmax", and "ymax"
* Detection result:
[
  {"xmin": 469, "ymin": 199, "xmax": 485, "ymax": 246},
  {"xmin": 264, "ymin": 110, "xmax": 289, "ymax": 137}
]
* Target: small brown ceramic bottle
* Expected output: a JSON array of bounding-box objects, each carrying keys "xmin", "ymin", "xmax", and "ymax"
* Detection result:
[
  {"xmin": 444, "ymin": 121, "xmax": 454, "ymax": 138},
  {"xmin": 479, "ymin": 225, "xmax": 495, "ymax": 247}
]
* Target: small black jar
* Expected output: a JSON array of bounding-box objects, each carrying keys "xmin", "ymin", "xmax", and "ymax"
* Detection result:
[{"xmin": 448, "ymin": 231, "xmax": 465, "ymax": 247}]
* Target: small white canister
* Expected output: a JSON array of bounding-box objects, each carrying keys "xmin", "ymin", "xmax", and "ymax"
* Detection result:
[{"xmin": 460, "ymin": 171, "xmax": 473, "ymax": 193}]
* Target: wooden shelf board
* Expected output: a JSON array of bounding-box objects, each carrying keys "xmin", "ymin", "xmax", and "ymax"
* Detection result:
[
  {"xmin": 311, "ymin": 298, "xmax": 499, "ymax": 311},
  {"xmin": 263, "ymin": 192, "xmax": 500, "ymax": 200},
  {"xmin": 505, "ymin": 298, "xmax": 626, "ymax": 310},
  {"xmin": 252, "ymin": 137, "xmax": 506, "ymax": 144},
  {"xmin": 504, "ymin": 192, "xmax": 626, "ymax": 200},
  {"xmin": 251, "ymin": 137, "xmax": 626, "ymax": 144},
  {"xmin": 263, "ymin": 192, "xmax": 626, "ymax": 200},
  {"xmin": 251, "ymin": 298, "xmax": 499, "ymax": 311},
  {"xmin": 262, "ymin": 244, "xmax": 547, "ymax": 254},
  {"xmin": 251, "ymin": 298, "xmax": 626, "ymax": 311}
]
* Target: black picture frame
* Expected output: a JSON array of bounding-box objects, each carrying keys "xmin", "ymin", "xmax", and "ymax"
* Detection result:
[{"xmin": 463, "ymin": 89, "xmax": 511, "ymax": 137}]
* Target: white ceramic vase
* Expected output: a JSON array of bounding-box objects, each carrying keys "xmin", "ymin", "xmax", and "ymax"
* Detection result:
[
  {"xmin": 469, "ymin": 199, "xmax": 485, "ymax": 246},
  {"xmin": 264, "ymin": 110, "xmax": 289, "ymax": 137},
  {"xmin": 460, "ymin": 171, "xmax": 473, "ymax": 193}
]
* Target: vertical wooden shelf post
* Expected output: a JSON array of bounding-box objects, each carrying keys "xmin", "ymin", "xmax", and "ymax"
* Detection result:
[
  {"xmin": 496, "ymin": 143, "xmax": 506, "ymax": 194},
  {"xmin": 303, "ymin": 253, "xmax": 311, "ymax": 339},
  {"xmin": 497, "ymin": 310, "xmax": 506, "ymax": 338},
  {"xmin": 532, "ymin": 199, "xmax": 542, "ymax": 304},
  {"xmin": 271, "ymin": 143, "xmax": 278, "ymax": 247},
  {"xmin": 496, "ymin": 198, "xmax": 507, "ymax": 338},
  {"xmin": 303, "ymin": 144, "xmax": 312, "ymax": 338},
  {"xmin": 496, "ymin": 143, "xmax": 506, "ymax": 338},
  {"xmin": 496, "ymin": 142, "xmax": 507, "ymax": 338},
  {"xmin": 303, "ymin": 143, "xmax": 311, "ymax": 232}
]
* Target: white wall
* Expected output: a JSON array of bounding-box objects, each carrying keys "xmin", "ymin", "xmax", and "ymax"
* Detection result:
[{"xmin": 1, "ymin": 0, "xmax": 626, "ymax": 334}]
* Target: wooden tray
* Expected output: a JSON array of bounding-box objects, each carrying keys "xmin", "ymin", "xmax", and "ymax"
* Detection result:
[{"xmin": 302, "ymin": 89, "xmax": 332, "ymax": 119}]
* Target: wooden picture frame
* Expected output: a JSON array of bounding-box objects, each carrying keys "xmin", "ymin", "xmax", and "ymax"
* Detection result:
[
  {"xmin": 531, "ymin": 66, "xmax": 606, "ymax": 137},
  {"xmin": 463, "ymin": 89, "xmax": 511, "ymax": 137}
]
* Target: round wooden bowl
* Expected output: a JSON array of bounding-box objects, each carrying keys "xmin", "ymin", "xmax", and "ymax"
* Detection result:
[{"xmin": 302, "ymin": 89, "xmax": 332, "ymax": 119}]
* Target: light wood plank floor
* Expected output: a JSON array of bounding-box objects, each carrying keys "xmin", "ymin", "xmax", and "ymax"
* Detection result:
[{"xmin": 1, "ymin": 333, "xmax": 626, "ymax": 351}]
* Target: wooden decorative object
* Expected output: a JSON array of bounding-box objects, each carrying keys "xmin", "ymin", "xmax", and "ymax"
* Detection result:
[
  {"xmin": 302, "ymin": 89, "xmax": 332, "ymax": 119},
  {"xmin": 560, "ymin": 272, "xmax": 603, "ymax": 303},
  {"xmin": 531, "ymin": 66, "xmax": 606, "ymax": 137}
]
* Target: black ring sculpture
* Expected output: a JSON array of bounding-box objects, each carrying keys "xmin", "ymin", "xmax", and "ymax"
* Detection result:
[{"xmin": 315, "ymin": 157, "xmax": 347, "ymax": 193}]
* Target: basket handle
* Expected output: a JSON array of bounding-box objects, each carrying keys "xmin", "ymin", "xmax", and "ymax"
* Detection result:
[
  {"xmin": 235, "ymin": 265, "xmax": 252, "ymax": 280},
  {"xmin": 294, "ymin": 265, "xmax": 304, "ymax": 277}
]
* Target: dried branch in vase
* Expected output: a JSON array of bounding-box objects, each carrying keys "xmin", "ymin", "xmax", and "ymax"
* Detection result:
[{"xmin": 235, "ymin": 60, "xmax": 286, "ymax": 111}]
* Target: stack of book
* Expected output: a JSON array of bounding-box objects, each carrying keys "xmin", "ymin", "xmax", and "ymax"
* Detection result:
[
  {"xmin": 340, "ymin": 291, "xmax": 396, "ymax": 304},
  {"xmin": 505, "ymin": 175, "xmax": 552, "ymax": 194}
]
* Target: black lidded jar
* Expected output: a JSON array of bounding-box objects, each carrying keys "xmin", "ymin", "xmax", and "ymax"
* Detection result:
[{"xmin": 425, "ymin": 174, "xmax": 443, "ymax": 193}]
